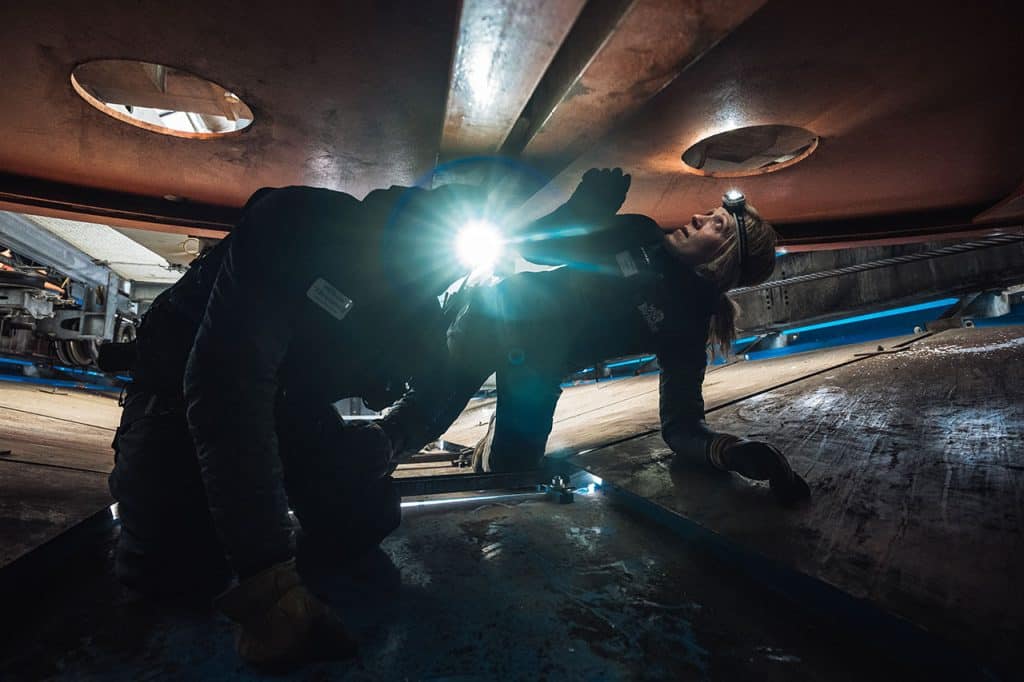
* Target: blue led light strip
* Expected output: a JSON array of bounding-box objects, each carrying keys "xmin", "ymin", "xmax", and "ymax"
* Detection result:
[
  {"xmin": 780, "ymin": 297, "xmax": 958, "ymax": 336},
  {"xmin": 604, "ymin": 355, "xmax": 656, "ymax": 370},
  {"xmin": 0, "ymin": 356, "xmax": 35, "ymax": 367},
  {"xmin": 0, "ymin": 373, "xmax": 119, "ymax": 392}
]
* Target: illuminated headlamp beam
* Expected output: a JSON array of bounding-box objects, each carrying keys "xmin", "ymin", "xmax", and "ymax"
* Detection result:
[{"xmin": 455, "ymin": 220, "xmax": 503, "ymax": 270}]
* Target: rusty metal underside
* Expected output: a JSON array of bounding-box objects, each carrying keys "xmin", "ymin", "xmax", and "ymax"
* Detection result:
[{"xmin": 0, "ymin": 1, "xmax": 1021, "ymax": 245}]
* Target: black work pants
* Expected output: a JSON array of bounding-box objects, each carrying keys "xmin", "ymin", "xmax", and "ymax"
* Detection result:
[
  {"xmin": 109, "ymin": 389, "xmax": 400, "ymax": 598},
  {"xmin": 447, "ymin": 282, "xmax": 570, "ymax": 472}
]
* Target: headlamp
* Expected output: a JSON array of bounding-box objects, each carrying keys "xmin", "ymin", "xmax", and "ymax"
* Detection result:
[
  {"xmin": 722, "ymin": 189, "xmax": 748, "ymax": 269},
  {"xmin": 455, "ymin": 219, "xmax": 503, "ymax": 271}
]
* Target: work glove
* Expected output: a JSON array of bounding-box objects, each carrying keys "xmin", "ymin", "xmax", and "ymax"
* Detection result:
[
  {"xmin": 708, "ymin": 435, "xmax": 811, "ymax": 507},
  {"xmin": 563, "ymin": 167, "xmax": 632, "ymax": 224},
  {"xmin": 216, "ymin": 559, "xmax": 358, "ymax": 667}
]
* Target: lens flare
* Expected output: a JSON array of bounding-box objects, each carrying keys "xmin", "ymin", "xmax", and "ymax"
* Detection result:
[{"xmin": 455, "ymin": 220, "xmax": 502, "ymax": 269}]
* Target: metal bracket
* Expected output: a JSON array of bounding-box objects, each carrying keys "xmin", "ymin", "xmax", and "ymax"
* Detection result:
[{"xmin": 541, "ymin": 474, "xmax": 575, "ymax": 504}]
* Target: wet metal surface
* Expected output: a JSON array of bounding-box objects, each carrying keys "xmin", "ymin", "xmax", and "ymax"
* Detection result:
[
  {"xmin": 0, "ymin": 494, "xmax": 902, "ymax": 681},
  {"xmin": 576, "ymin": 326, "xmax": 1024, "ymax": 677}
]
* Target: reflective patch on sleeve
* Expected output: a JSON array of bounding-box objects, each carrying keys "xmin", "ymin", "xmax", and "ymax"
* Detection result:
[
  {"xmin": 615, "ymin": 250, "xmax": 638, "ymax": 277},
  {"xmin": 306, "ymin": 277, "xmax": 354, "ymax": 321}
]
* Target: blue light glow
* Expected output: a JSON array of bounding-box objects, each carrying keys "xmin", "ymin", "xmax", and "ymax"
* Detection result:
[
  {"xmin": 0, "ymin": 373, "xmax": 118, "ymax": 392},
  {"xmin": 0, "ymin": 356, "xmax": 34, "ymax": 367},
  {"xmin": 513, "ymin": 225, "xmax": 590, "ymax": 243},
  {"xmin": 53, "ymin": 364, "xmax": 107, "ymax": 379},
  {"xmin": 781, "ymin": 297, "xmax": 958, "ymax": 336},
  {"xmin": 604, "ymin": 355, "xmax": 656, "ymax": 369}
]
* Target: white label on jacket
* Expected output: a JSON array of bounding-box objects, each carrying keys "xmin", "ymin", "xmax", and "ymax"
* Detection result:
[
  {"xmin": 306, "ymin": 277, "xmax": 353, "ymax": 321},
  {"xmin": 615, "ymin": 250, "xmax": 638, "ymax": 277}
]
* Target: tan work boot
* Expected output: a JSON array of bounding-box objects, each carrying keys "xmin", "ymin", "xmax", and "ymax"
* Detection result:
[
  {"xmin": 471, "ymin": 411, "xmax": 499, "ymax": 473},
  {"xmin": 216, "ymin": 559, "xmax": 358, "ymax": 667}
]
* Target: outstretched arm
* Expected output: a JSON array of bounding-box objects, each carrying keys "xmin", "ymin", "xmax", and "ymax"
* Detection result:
[{"xmin": 516, "ymin": 168, "xmax": 632, "ymax": 266}]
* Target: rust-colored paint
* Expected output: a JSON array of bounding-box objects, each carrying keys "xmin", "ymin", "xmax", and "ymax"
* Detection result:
[
  {"xmin": 0, "ymin": 0, "xmax": 1021, "ymax": 247},
  {"xmin": 440, "ymin": 0, "xmax": 586, "ymax": 157},
  {"xmin": 0, "ymin": 1, "xmax": 459, "ymax": 208},
  {"xmin": 521, "ymin": 0, "xmax": 767, "ymax": 165},
  {"xmin": 974, "ymin": 180, "xmax": 1024, "ymax": 223},
  {"xmin": 525, "ymin": 0, "xmax": 1024, "ymax": 234}
]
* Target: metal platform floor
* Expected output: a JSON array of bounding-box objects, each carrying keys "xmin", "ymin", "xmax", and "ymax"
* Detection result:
[
  {"xmin": 575, "ymin": 326, "xmax": 1024, "ymax": 678},
  {"xmin": 0, "ymin": 382, "xmax": 117, "ymax": 566},
  {"xmin": 0, "ymin": 325, "xmax": 1020, "ymax": 678},
  {"xmin": 2, "ymin": 492, "xmax": 914, "ymax": 681}
]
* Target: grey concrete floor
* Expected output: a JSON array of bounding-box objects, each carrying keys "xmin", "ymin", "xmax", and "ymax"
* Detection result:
[{"xmin": 0, "ymin": 492, "xmax": 901, "ymax": 681}]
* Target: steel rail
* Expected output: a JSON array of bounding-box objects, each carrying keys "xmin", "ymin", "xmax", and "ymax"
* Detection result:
[{"xmin": 730, "ymin": 233, "xmax": 1024, "ymax": 295}]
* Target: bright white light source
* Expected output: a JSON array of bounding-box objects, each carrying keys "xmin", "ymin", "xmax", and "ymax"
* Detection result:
[
  {"xmin": 455, "ymin": 220, "xmax": 502, "ymax": 269},
  {"xmin": 725, "ymin": 189, "xmax": 744, "ymax": 201}
]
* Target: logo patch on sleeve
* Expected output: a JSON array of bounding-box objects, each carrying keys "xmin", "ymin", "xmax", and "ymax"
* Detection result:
[
  {"xmin": 637, "ymin": 302, "xmax": 665, "ymax": 333},
  {"xmin": 306, "ymin": 277, "xmax": 354, "ymax": 321}
]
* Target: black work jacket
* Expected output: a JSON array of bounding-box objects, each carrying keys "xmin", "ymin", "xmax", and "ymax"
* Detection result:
[
  {"xmin": 138, "ymin": 185, "xmax": 460, "ymax": 575},
  {"xmin": 508, "ymin": 216, "xmax": 723, "ymax": 459}
]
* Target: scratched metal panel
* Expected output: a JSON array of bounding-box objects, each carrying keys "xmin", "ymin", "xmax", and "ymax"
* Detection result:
[{"xmin": 574, "ymin": 326, "xmax": 1024, "ymax": 673}]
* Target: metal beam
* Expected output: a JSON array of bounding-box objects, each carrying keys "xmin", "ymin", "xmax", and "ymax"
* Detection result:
[
  {"xmin": 440, "ymin": 0, "xmax": 587, "ymax": 157},
  {"xmin": 0, "ymin": 173, "xmax": 234, "ymax": 237},
  {"xmin": 0, "ymin": 211, "xmax": 110, "ymax": 288},
  {"xmin": 510, "ymin": 0, "xmax": 767, "ymax": 167}
]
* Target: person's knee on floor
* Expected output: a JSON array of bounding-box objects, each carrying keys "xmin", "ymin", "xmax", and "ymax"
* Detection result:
[{"xmin": 285, "ymin": 451, "xmax": 402, "ymax": 595}]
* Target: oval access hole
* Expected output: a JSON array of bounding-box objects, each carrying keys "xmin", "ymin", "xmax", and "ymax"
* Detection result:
[
  {"xmin": 71, "ymin": 60, "xmax": 253, "ymax": 139},
  {"xmin": 682, "ymin": 124, "xmax": 818, "ymax": 177}
]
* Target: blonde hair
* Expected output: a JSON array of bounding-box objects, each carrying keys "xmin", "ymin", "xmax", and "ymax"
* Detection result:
[{"xmin": 696, "ymin": 203, "xmax": 777, "ymax": 354}]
